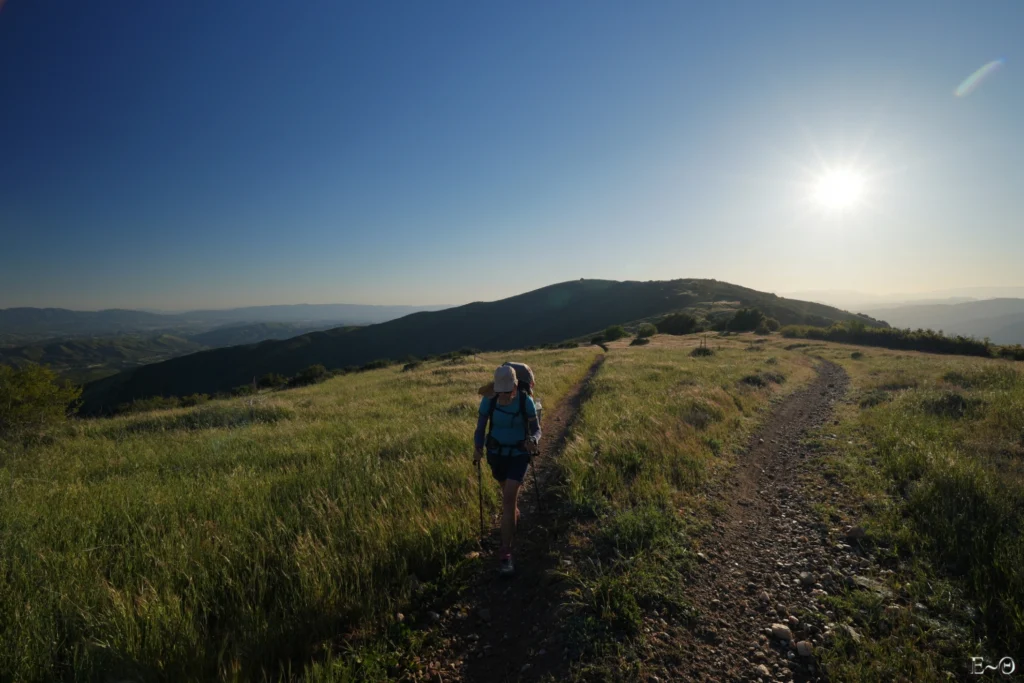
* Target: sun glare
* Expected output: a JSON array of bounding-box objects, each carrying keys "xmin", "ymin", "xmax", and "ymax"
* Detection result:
[{"xmin": 812, "ymin": 169, "xmax": 866, "ymax": 210}]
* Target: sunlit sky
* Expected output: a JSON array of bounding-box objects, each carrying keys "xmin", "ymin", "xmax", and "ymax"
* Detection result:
[{"xmin": 1, "ymin": 1, "xmax": 1022, "ymax": 310}]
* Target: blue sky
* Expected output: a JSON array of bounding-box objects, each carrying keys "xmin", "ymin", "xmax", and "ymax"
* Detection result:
[{"xmin": 1, "ymin": 0, "xmax": 1021, "ymax": 310}]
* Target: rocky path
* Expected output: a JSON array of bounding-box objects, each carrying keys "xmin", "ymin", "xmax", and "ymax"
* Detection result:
[{"xmin": 664, "ymin": 359, "xmax": 867, "ymax": 682}]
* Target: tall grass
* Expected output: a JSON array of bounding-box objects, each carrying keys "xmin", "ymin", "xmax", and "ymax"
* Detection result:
[
  {"xmin": 806, "ymin": 344, "xmax": 1024, "ymax": 674},
  {"xmin": 0, "ymin": 349, "xmax": 598, "ymax": 682}
]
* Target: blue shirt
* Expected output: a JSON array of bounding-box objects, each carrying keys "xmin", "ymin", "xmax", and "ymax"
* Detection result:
[{"xmin": 474, "ymin": 393, "xmax": 541, "ymax": 456}]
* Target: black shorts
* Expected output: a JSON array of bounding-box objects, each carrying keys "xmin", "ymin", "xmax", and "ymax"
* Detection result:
[{"xmin": 486, "ymin": 453, "xmax": 531, "ymax": 483}]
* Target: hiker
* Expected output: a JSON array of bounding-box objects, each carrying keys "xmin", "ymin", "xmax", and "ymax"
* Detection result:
[{"xmin": 473, "ymin": 364, "xmax": 541, "ymax": 575}]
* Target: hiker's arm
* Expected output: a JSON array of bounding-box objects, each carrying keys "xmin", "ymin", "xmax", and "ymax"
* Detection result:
[
  {"xmin": 525, "ymin": 397, "xmax": 541, "ymax": 446},
  {"xmin": 473, "ymin": 413, "xmax": 488, "ymax": 450},
  {"xmin": 527, "ymin": 416, "xmax": 541, "ymax": 444}
]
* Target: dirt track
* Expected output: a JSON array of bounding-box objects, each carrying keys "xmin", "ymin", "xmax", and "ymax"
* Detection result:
[
  {"xmin": 417, "ymin": 354, "xmax": 605, "ymax": 682},
  {"xmin": 417, "ymin": 358, "xmax": 875, "ymax": 683}
]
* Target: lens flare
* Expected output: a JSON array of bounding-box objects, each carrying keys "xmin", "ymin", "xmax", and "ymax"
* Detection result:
[{"xmin": 955, "ymin": 59, "xmax": 1005, "ymax": 97}]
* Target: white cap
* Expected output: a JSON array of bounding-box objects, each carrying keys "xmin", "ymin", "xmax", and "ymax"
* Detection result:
[{"xmin": 493, "ymin": 365, "xmax": 517, "ymax": 393}]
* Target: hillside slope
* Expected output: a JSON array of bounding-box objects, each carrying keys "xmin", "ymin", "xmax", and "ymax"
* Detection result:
[
  {"xmin": 0, "ymin": 334, "xmax": 205, "ymax": 384},
  {"xmin": 862, "ymin": 298, "xmax": 1024, "ymax": 344},
  {"xmin": 80, "ymin": 278, "xmax": 885, "ymax": 413}
]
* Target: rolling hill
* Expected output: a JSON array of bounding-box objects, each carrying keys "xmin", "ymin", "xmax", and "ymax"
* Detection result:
[
  {"xmin": 861, "ymin": 298, "xmax": 1024, "ymax": 345},
  {"xmin": 80, "ymin": 278, "xmax": 886, "ymax": 413},
  {"xmin": 0, "ymin": 334, "xmax": 205, "ymax": 384}
]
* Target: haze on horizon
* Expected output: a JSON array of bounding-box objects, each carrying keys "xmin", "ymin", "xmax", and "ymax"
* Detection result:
[{"xmin": 1, "ymin": 1, "xmax": 1022, "ymax": 311}]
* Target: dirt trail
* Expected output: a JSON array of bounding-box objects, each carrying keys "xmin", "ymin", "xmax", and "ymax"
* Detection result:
[
  {"xmin": 663, "ymin": 359, "xmax": 857, "ymax": 682},
  {"xmin": 418, "ymin": 354, "xmax": 605, "ymax": 682},
  {"xmin": 419, "ymin": 357, "xmax": 868, "ymax": 683}
]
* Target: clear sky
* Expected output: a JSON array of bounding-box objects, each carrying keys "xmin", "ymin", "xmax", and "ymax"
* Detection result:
[{"xmin": 1, "ymin": 0, "xmax": 1021, "ymax": 310}]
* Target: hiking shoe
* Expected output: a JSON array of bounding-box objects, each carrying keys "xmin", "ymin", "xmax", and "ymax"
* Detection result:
[{"xmin": 499, "ymin": 551, "xmax": 515, "ymax": 577}]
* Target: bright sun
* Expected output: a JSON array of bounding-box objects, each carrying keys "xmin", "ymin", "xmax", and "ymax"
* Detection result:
[{"xmin": 812, "ymin": 169, "xmax": 866, "ymax": 210}]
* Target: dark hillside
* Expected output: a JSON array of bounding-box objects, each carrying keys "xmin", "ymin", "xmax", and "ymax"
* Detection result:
[{"xmin": 80, "ymin": 279, "xmax": 884, "ymax": 413}]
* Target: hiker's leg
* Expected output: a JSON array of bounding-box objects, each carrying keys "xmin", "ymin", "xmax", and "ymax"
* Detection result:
[{"xmin": 501, "ymin": 478, "xmax": 522, "ymax": 550}]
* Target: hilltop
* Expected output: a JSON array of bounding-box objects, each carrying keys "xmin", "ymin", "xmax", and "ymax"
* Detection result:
[{"xmin": 80, "ymin": 278, "xmax": 885, "ymax": 413}]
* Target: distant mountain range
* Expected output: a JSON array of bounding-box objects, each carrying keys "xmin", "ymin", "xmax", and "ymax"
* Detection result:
[
  {"xmin": 786, "ymin": 287, "xmax": 1024, "ymax": 311},
  {"xmin": 79, "ymin": 278, "xmax": 884, "ymax": 414},
  {"xmin": 0, "ymin": 303, "xmax": 451, "ymax": 346},
  {"xmin": 860, "ymin": 298, "xmax": 1024, "ymax": 345},
  {"xmin": 0, "ymin": 322, "xmax": 346, "ymax": 384}
]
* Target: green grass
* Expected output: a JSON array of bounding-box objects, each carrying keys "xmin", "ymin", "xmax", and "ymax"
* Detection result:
[
  {"xmin": 544, "ymin": 335, "xmax": 815, "ymax": 679},
  {"xmin": 0, "ymin": 349, "xmax": 599, "ymax": 682},
  {"xmin": 792, "ymin": 343, "xmax": 1024, "ymax": 679}
]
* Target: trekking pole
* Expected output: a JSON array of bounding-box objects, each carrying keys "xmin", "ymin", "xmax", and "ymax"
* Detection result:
[
  {"xmin": 532, "ymin": 453, "xmax": 543, "ymax": 514},
  {"xmin": 476, "ymin": 460, "xmax": 484, "ymax": 541}
]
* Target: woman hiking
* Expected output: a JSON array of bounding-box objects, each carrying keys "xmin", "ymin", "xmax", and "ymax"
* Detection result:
[{"xmin": 473, "ymin": 364, "xmax": 541, "ymax": 576}]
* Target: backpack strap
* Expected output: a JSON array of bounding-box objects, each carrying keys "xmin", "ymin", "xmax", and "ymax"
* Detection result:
[
  {"xmin": 519, "ymin": 392, "xmax": 528, "ymax": 441},
  {"xmin": 486, "ymin": 393, "xmax": 531, "ymax": 457},
  {"xmin": 487, "ymin": 396, "xmax": 498, "ymax": 440}
]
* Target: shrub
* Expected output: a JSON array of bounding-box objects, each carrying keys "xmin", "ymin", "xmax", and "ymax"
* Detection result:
[
  {"xmin": 740, "ymin": 372, "xmax": 785, "ymax": 387},
  {"xmin": 358, "ymin": 359, "xmax": 391, "ymax": 372},
  {"xmin": 603, "ymin": 325, "xmax": 628, "ymax": 342},
  {"xmin": 557, "ymin": 341, "xmax": 578, "ymax": 349},
  {"xmin": 859, "ymin": 390, "xmax": 891, "ymax": 408},
  {"xmin": 636, "ymin": 323, "xmax": 657, "ymax": 339},
  {"xmin": 682, "ymin": 397, "xmax": 724, "ymax": 430},
  {"xmin": 402, "ymin": 361, "xmax": 422, "ymax": 372},
  {"xmin": 257, "ymin": 373, "xmax": 287, "ymax": 388},
  {"xmin": 180, "ymin": 393, "xmax": 210, "ymax": 407},
  {"xmin": 591, "ymin": 336, "xmax": 606, "ymax": 345},
  {"xmin": 657, "ymin": 312, "xmax": 700, "ymax": 336},
  {"xmin": 0, "ymin": 364, "xmax": 81, "ymax": 442},
  {"xmin": 998, "ymin": 345, "xmax": 1024, "ymax": 361},
  {"xmin": 923, "ymin": 391, "xmax": 982, "ymax": 419},
  {"xmin": 851, "ymin": 351, "xmax": 864, "ymax": 360},
  {"xmin": 629, "ymin": 337, "xmax": 650, "ymax": 346},
  {"xmin": 288, "ymin": 364, "xmax": 330, "ymax": 387},
  {"xmin": 231, "ymin": 384, "xmax": 256, "ymax": 396},
  {"xmin": 690, "ymin": 346, "xmax": 715, "ymax": 357},
  {"xmin": 727, "ymin": 308, "xmax": 766, "ymax": 332},
  {"xmin": 780, "ymin": 322, "xmax": 992, "ymax": 358},
  {"xmin": 117, "ymin": 395, "xmax": 182, "ymax": 414}
]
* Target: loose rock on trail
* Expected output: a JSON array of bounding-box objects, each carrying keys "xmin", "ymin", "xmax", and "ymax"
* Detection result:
[{"xmin": 661, "ymin": 359, "xmax": 856, "ymax": 682}]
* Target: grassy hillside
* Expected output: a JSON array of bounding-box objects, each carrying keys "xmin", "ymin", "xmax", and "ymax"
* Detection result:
[
  {"xmin": 0, "ymin": 348, "xmax": 599, "ymax": 682},
  {"xmin": 798, "ymin": 343, "xmax": 1024, "ymax": 677},
  {"xmin": 0, "ymin": 334, "xmax": 205, "ymax": 384},
  {"xmin": 4, "ymin": 332, "xmax": 1020, "ymax": 680},
  {"xmin": 80, "ymin": 278, "xmax": 884, "ymax": 414}
]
